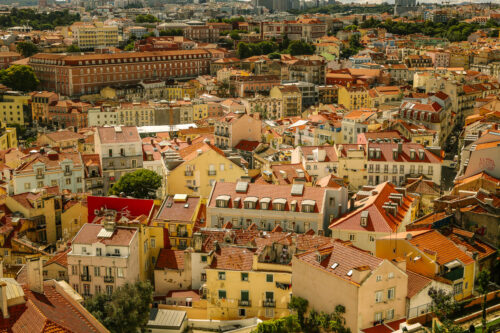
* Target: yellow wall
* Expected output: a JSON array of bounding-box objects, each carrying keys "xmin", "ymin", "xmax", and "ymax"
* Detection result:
[
  {"xmin": 193, "ymin": 104, "xmax": 208, "ymax": 120},
  {"xmin": 338, "ymin": 87, "xmax": 369, "ymax": 111},
  {"xmin": 167, "ymin": 149, "xmax": 246, "ymax": 198},
  {"xmin": 0, "ymin": 95, "xmax": 29, "ymax": 126},
  {"xmin": 61, "ymin": 201, "xmax": 88, "ymax": 242}
]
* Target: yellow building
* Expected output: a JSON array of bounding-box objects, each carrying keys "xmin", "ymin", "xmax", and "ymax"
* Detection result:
[
  {"xmin": 165, "ymin": 84, "xmax": 196, "ymax": 100},
  {"xmin": 43, "ymin": 249, "xmax": 69, "ymax": 281},
  {"xmin": 270, "ymin": 85, "xmax": 302, "ymax": 118},
  {"xmin": 204, "ymin": 244, "xmax": 291, "ymax": 320},
  {"xmin": 375, "ymin": 230, "xmax": 475, "ymax": 301},
  {"xmin": 0, "ymin": 92, "xmax": 29, "ymax": 126},
  {"xmin": 72, "ymin": 22, "xmax": 119, "ymax": 50},
  {"xmin": 338, "ymin": 85, "xmax": 370, "ymax": 111},
  {"xmin": 117, "ymin": 102, "xmax": 155, "ymax": 126},
  {"xmin": 61, "ymin": 199, "xmax": 88, "ymax": 242},
  {"xmin": 0, "ymin": 124, "xmax": 17, "ymax": 150},
  {"xmin": 166, "ymin": 140, "xmax": 247, "ymax": 198},
  {"xmin": 152, "ymin": 195, "xmax": 204, "ymax": 250},
  {"xmin": 193, "ymin": 103, "xmax": 208, "ymax": 120}
]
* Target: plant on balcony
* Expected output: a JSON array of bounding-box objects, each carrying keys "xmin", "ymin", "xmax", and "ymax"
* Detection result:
[
  {"xmin": 84, "ymin": 281, "xmax": 153, "ymax": 333},
  {"xmin": 109, "ymin": 168, "xmax": 161, "ymax": 199}
]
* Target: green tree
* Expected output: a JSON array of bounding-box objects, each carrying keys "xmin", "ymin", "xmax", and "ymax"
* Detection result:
[
  {"xmin": 286, "ymin": 40, "xmax": 315, "ymax": 56},
  {"xmin": 124, "ymin": 42, "xmax": 135, "ymax": 51},
  {"xmin": 159, "ymin": 28, "xmax": 183, "ymax": 36},
  {"xmin": 16, "ymin": 41, "xmax": 39, "ymax": 57},
  {"xmin": 66, "ymin": 44, "xmax": 81, "ymax": 52},
  {"xmin": 428, "ymin": 287, "xmax": 462, "ymax": 333},
  {"xmin": 288, "ymin": 296, "xmax": 308, "ymax": 327},
  {"xmin": 0, "ymin": 65, "xmax": 39, "ymax": 91},
  {"xmin": 237, "ymin": 42, "xmax": 252, "ymax": 59},
  {"xmin": 135, "ymin": 14, "xmax": 158, "ymax": 23},
  {"xmin": 476, "ymin": 270, "xmax": 491, "ymax": 332},
  {"xmin": 229, "ymin": 30, "xmax": 241, "ymax": 40},
  {"xmin": 109, "ymin": 169, "xmax": 162, "ymax": 198},
  {"xmin": 84, "ymin": 281, "xmax": 153, "ymax": 333}
]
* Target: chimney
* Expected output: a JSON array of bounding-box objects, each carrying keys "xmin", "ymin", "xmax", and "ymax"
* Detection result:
[
  {"xmin": 349, "ymin": 197, "xmax": 355, "ymax": 211},
  {"xmin": 0, "ymin": 281, "xmax": 8, "ymax": 319},
  {"xmin": 26, "ymin": 257, "xmax": 44, "ymax": 294}
]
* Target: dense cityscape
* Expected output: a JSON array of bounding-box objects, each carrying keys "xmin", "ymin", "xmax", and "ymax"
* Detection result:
[{"xmin": 0, "ymin": 0, "xmax": 497, "ymax": 332}]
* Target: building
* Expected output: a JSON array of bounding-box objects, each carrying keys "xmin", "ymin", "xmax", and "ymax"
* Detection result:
[
  {"xmin": 291, "ymin": 146, "xmax": 338, "ymax": 181},
  {"xmin": 0, "ymin": 259, "xmax": 109, "ymax": 332},
  {"xmin": 214, "ymin": 112, "xmax": 261, "ymax": 149},
  {"xmin": 338, "ymin": 86, "xmax": 370, "ymax": 111},
  {"xmin": 330, "ymin": 182, "xmax": 417, "ymax": 255},
  {"xmin": 154, "ymin": 249, "xmax": 191, "ymax": 296},
  {"xmin": 94, "ymin": 126, "xmax": 143, "ymax": 194},
  {"xmin": 153, "ymin": 194, "xmax": 203, "ymax": 250},
  {"xmin": 375, "ymin": 230, "xmax": 476, "ymax": 301},
  {"xmin": 230, "ymin": 75, "xmax": 281, "ymax": 97},
  {"xmin": 341, "ymin": 109, "xmax": 377, "ymax": 144},
  {"xmin": 43, "ymin": 249, "xmax": 70, "ymax": 281},
  {"xmin": 243, "ymin": 96, "xmax": 283, "ymax": 120},
  {"xmin": 68, "ymin": 221, "xmax": 140, "ymax": 298},
  {"xmin": 164, "ymin": 139, "xmax": 247, "ymax": 198},
  {"xmin": 366, "ymin": 142, "xmax": 443, "ymax": 186},
  {"xmin": 0, "ymin": 51, "xmax": 21, "ymax": 69},
  {"xmin": 13, "ymin": 150, "xmax": 84, "ymax": 195},
  {"xmin": 293, "ymin": 241, "xmax": 408, "ymax": 333},
  {"xmin": 288, "ymin": 58, "xmax": 326, "ymax": 85},
  {"xmin": 30, "ymin": 91, "xmax": 59, "ymax": 123},
  {"xmin": 37, "ymin": 130, "xmax": 85, "ymax": 150},
  {"xmin": 116, "ymin": 102, "xmax": 155, "ymax": 126},
  {"xmin": 82, "ymin": 153, "xmax": 104, "ymax": 196},
  {"xmin": 405, "ymin": 55, "xmax": 433, "ymax": 68},
  {"xmin": 72, "ymin": 22, "xmax": 119, "ymax": 50},
  {"xmin": 207, "ymin": 181, "xmax": 348, "ymax": 234},
  {"xmin": 270, "ymin": 85, "xmax": 302, "ymax": 117},
  {"xmin": 29, "ymin": 50, "xmax": 213, "ymax": 96},
  {"xmin": 261, "ymin": 19, "xmax": 327, "ymax": 43},
  {"xmin": 0, "ymin": 91, "xmax": 30, "ymax": 126}
]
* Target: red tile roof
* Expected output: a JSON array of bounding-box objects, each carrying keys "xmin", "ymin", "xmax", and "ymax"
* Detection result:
[
  {"xmin": 155, "ymin": 196, "xmax": 200, "ymax": 222},
  {"xmin": 96, "ymin": 126, "xmax": 140, "ymax": 144},
  {"xmin": 44, "ymin": 249, "xmax": 69, "ymax": 268},
  {"xmin": 406, "ymin": 270, "xmax": 432, "ymax": 298},
  {"xmin": 209, "ymin": 246, "xmax": 254, "ymax": 271},
  {"xmin": 72, "ymin": 224, "xmax": 137, "ymax": 246},
  {"xmin": 330, "ymin": 182, "xmax": 415, "ymax": 233},
  {"xmin": 155, "ymin": 249, "xmax": 185, "ymax": 270},
  {"xmin": 367, "ymin": 142, "xmax": 442, "ymax": 163}
]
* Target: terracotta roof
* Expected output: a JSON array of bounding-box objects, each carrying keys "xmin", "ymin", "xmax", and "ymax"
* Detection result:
[
  {"xmin": 16, "ymin": 152, "xmax": 82, "ymax": 174},
  {"xmin": 270, "ymin": 163, "xmax": 311, "ymax": 184},
  {"xmin": 367, "ymin": 142, "xmax": 442, "ymax": 163},
  {"xmin": 44, "ymin": 249, "xmax": 70, "ymax": 268},
  {"xmin": 42, "ymin": 130, "xmax": 84, "ymax": 143},
  {"xmin": 330, "ymin": 182, "xmax": 415, "ymax": 233},
  {"xmin": 155, "ymin": 196, "xmax": 200, "ymax": 222},
  {"xmin": 298, "ymin": 146, "xmax": 338, "ymax": 163},
  {"xmin": 96, "ymin": 126, "xmax": 140, "ymax": 144},
  {"xmin": 155, "ymin": 249, "xmax": 185, "ymax": 270},
  {"xmin": 295, "ymin": 241, "xmax": 383, "ymax": 286},
  {"xmin": 447, "ymin": 228, "xmax": 496, "ymax": 260},
  {"xmin": 72, "ymin": 224, "xmax": 137, "ymax": 246},
  {"xmin": 406, "ymin": 270, "xmax": 432, "ymax": 298},
  {"xmin": 209, "ymin": 246, "xmax": 254, "ymax": 271},
  {"xmin": 408, "ymin": 230, "xmax": 475, "ymax": 266},
  {"xmin": 234, "ymin": 140, "xmax": 260, "ymax": 152},
  {"xmin": 9, "ymin": 187, "xmax": 60, "ymax": 209}
]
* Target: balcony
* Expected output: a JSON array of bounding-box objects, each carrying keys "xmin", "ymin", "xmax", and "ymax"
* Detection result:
[
  {"xmin": 184, "ymin": 170, "xmax": 193, "ymax": 176},
  {"xmin": 177, "ymin": 231, "xmax": 189, "ymax": 238},
  {"xmin": 262, "ymin": 300, "xmax": 275, "ymax": 308},
  {"xmin": 104, "ymin": 276, "xmax": 114, "ymax": 283},
  {"xmin": 208, "ymin": 170, "xmax": 216, "ymax": 176},
  {"xmin": 36, "ymin": 173, "xmax": 44, "ymax": 179},
  {"xmin": 238, "ymin": 300, "xmax": 251, "ymax": 307},
  {"xmin": 81, "ymin": 274, "xmax": 91, "ymax": 282},
  {"xmin": 64, "ymin": 170, "xmax": 72, "ymax": 176}
]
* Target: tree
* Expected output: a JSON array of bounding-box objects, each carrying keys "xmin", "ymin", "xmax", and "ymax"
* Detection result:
[
  {"xmin": 286, "ymin": 40, "xmax": 315, "ymax": 56},
  {"xmin": 0, "ymin": 65, "xmax": 39, "ymax": 91},
  {"xmin": 135, "ymin": 14, "xmax": 158, "ymax": 23},
  {"xmin": 428, "ymin": 287, "xmax": 462, "ymax": 333},
  {"xmin": 84, "ymin": 281, "xmax": 153, "ymax": 333},
  {"xmin": 66, "ymin": 44, "xmax": 81, "ymax": 52},
  {"xmin": 476, "ymin": 270, "xmax": 491, "ymax": 332},
  {"xmin": 109, "ymin": 169, "xmax": 162, "ymax": 198},
  {"xmin": 229, "ymin": 30, "xmax": 241, "ymax": 40},
  {"xmin": 237, "ymin": 42, "xmax": 252, "ymax": 59},
  {"xmin": 288, "ymin": 296, "xmax": 308, "ymax": 327},
  {"xmin": 159, "ymin": 28, "xmax": 183, "ymax": 36},
  {"xmin": 16, "ymin": 41, "xmax": 39, "ymax": 57}
]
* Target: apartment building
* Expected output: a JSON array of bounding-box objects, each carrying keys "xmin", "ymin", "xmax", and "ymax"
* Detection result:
[
  {"xmin": 334, "ymin": 143, "xmax": 367, "ymax": 190},
  {"xmin": 72, "ymin": 22, "xmax": 119, "ymax": 50},
  {"xmin": 288, "ymin": 58, "xmax": 326, "ymax": 85},
  {"xmin": 94, "ymin": 126, "xmax": 143, "ymax": 194},
  {"xmin": 329, "ymin": 182, "xmax": 417, "ymax": 255},
  {"xmin": 341, "ymin": 109, "xmax": 377, "ymax": 144},
  {"xmin": 404, "ymin": 55, "xmax": 432, "ymax": 68},
  {"xmin": 366, "ymin": 142, "xmax": 443, "ymax": 186},
  {"xmin": 293, "ymin": 242, "xmax": 408, "ymax": 333},
  {"xmin": 116, "ymin": 102, "xmax": 155, "ymax": 126},
  {"xmin": 270, "ymin": 85, "xmax": 302, "ymax": 117},
  {"xmin": 0, "ymin": 51, "xmax": 21, "ymax": 69},
  {"xmin": 82, "ymin": 154, "xmax": 104, "ymax": 196},
  {"xmin": 30, "ymin": 91, "xmax": 59, "ymax": 123},
  {"xmin": 87, "ymin": 107, "xmax": 118, "ymax": 127},
  {"xmin": 291, "ymin": 145, "xmax": 338, "ymax": 181},
  {"xmin": 29, "ymin": 50, "xmax": 213, "ymax": 96},
  {"xmin": 48, "ymin": 100, "xmax": 91, "ymax": 129},
  {"xmin": 68, "ymin": 221, "xmax": 139, "ymax": 298},
  {"xmin": 231, "ymin": 75, "xmax": 281, "ymax": 97},
  {"xmin": 338, "ymin": 86, "xmax": 370, "ymax": 111},
  {"xmin": 207, "ymin": 181, "xmax": 348, "ymax": 234},
  {"xmin": 165, "ymin": 139, "xmax": 247, "ymax": 198},
  {"xmin": 261, "ymin": 19, "xmax": 327, "ymax": 43},
  {"xmin": 13, "ymin": 150, "xmax": 84, "ymax": 195},
  {"xmin": 243, "ymin": 96, "xmax": 283, "ymax": 120},
  {"xmin": 0, "ymin": 91, "xmax": 30, "ymax": 126},
  {"xmin": 376, "ymin": 230, "xmax": 475, "ymax": 301},
  {"xmin": 214, "ymin": 112, "xmax": 261, "ymax": 149}
]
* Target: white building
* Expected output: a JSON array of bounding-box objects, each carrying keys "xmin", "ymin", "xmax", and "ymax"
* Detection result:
[{"xmin": 87, "ymin": 107, "xmax": 118, "ymax": 127}]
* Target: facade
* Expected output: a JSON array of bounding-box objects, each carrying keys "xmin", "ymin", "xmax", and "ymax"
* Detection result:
[
  {"xmin": 68, "ymin": 222, "xmax": 140, "ymax": 298},
  {"xmin": 0, "ymin": 91, "xmax": 30, "ymax": 126},
  {"xmin": 207, "ymin": 181, "xmax": 348, "ymax": 233},
  {"xmin": 94, "ymin": 126, "xmax": 143, "ymax": 194},
  {"xmin": 341, "ymin": 109, "xmax": 377, "ymax": 144},
  {"xmin": 288, "ymin": 59, "xmax": 326, "ymax": 85},
  {"xmin": 243, "ymin": 96, "xmax": 283, "ymax": 120},
  {"xmin": 13, "ymin": 150, "xmax": 84, "ymax": 195},
  {"xmin": 116, "ymin": 102, "xmax": 155, "ymax": 126},
  {"xmin": 30, "ymin": 91, "xmax": 59, "ymax": 123},
  {"xmin": 37, "ymin": 130, "xmax": 85, "ymax": 150},
  {"xmin": 261, "ymin": 19, "xmax": 327, "ymax": 43},
  {"xmin": 214, "ymin": 112, "xmax": 261, "ymax": 149},
  {"xmin": 293, "ymin": 242, "xmax": 408, "ymax": 333},
  {"xmin": 291, "ymin": 146, "xmax": 338, "ymax": 181},
  {"xmin": 29, "ymin": 50, "xmax": 213, "ymax": 96},
  {"xmin": 270, "ymin": 85, "xmax": 302, "ymax": 117},
  {"xmin": 154, "ymin": 249, "xmax": 191, "ymax": 296},
  {"xmin": 72, "ymin": 22, "xmax": 119, "ymax": 49},
  {"xmin": 338, "ymin": 86, "xmax": 370, "ymax": 111}
]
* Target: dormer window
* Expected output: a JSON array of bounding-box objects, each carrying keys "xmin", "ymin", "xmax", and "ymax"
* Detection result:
[
  {"xmin": 215, "ymin": 195, "xmax": 230, "ymax": 208},
  {"xmin": 301, "ymin": 200, "xmax": 316, "ymax": 213},
  {"xmin": 272, "ymin": 198, "xmax": 286, "ymax": 211},
  {"xmin": 290, "ymin": 200, "xmax": 297, "ymax": 212},
  {"xmin": 260, "ymin": 198, "xmax": 271, "ymax": 210},
  {"xmin": 243, "ymin": 197, "xmax": 258, "ymax": 209},
  {"xmin": 360, "ymin": 210, "xmax": 369, "ymax": 227}
]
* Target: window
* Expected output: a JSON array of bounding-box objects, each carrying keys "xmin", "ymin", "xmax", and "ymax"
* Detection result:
[
  {"xmin": 218, "ymin": 290, "xmax": 226, "ymax": 299},
  {"xmin": 239, "ymin": 308, "xmax": 246, "ymax": 317},
  {"xmin": 108, "ymin": 149, "xmax": 113, "ymax": 157},
  {"xmin": 83, "ymin": 284, "xmax": 91, "ymax": 296},
  {"xmin": 24, "ymin": 183, "xmax": 30, "ymax": 190},
  {"xmin": 376, "ymin": 275, "xmax": 382, "ymax": 282},
  {"xmin": 386, "ymin": 309, "xmax": 394, "ymax": 320},
  {"xmin": 265, "ymin": 308, "xmax": 274, "ymax": 318},
  {"xmin": 201, "ymin": 255, "xmax": 207, "ymax": 262},
  {"xmin": 265, "ymin": 291, "xmax": 274, "ymax": 301},
  {"xmin": 375, "ymin": 291, "xmax": 383, "ymax": 303},
  {"xmin": 387, "ymin": 287, "xmax": 395, "ymax": 300},
  {"xmin": 388, "ymin": 272, "xmax": 394, "ymax": 279},
  {"xmin": 453, "ymin": 282, "xmax": 463, "ymax": 295},
  {"xmin": 266, "ymin": 274, "xmax": 273, "ymax": 283},
  {"xmin": 96, "ymin": 248, "xmax": 102, "ymax": 256},
  {"xmin": 106, "ymin": 267, "xmax": 113, "ymax": 277},
  {"xmin": 106, "ymin": 285, "xmax": 113, "ymax": 296},
  {"xmin": 117, "ymin": 267, "xmax": 124, "ymax": 278},
  {"xmin": 95, "ymin": 285, "xmax": 102, "ymax": 295},
  {"xmin": 71, "ymin": 265, "xmax": 77, "ymax": 275},
  {"xmin": 241, "ymin": 272, "xmax": 249, "ymax": 281},
  {"xmin": 218, "ymin": 271, "xmax": 226, "ymax": 280},
  {"xmin": 375, "ymin": 312, "xmax": 382, "ymax": 322},
  {"xmin": 349, "ymin": 234, "xmax": 355, "ymax": 241},
  {"xmin": 369, "ymin": 235, "xmax": 375, "ymax": 242},
  {"xmin": 151, "ymin": 238, "xmax": 156, "ymax": 248},
  {"xmin": 65, "ymin": 178, "xmax": 71, "ymax": 185},
  {"xmin": 144, "ymin": 240, "xmax": 148, "ymax": 253},
  {"xmin": 94, "ymin": 266, "xmax": 100, "ymax": 276}
]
